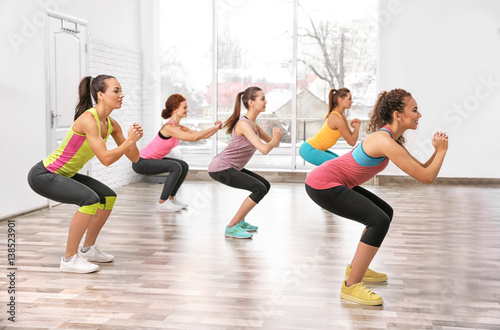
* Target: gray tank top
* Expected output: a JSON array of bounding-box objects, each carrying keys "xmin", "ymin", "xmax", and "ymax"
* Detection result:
[{"xmin": 208, "ymin": 116, "xmax": 259, "ymax": 172}]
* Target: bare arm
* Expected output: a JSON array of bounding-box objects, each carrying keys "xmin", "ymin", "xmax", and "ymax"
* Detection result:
[
  {"xmin": 162, "ymin": 121, "xmax": 222, "ymax": 142},
  {"xmin": 402, "ymin": 145, "xmax": 437, "ymax": 168},
  {"xmin": 368, "ymin": 132, "xmax": 448, "ymax": 184},
  {"xmin": 257, "ymin": 125, "xmax": 273, "ymax": 143},
  {"xmin": 328, "ymin": 114, "xmax": 360, "ymax": 146},
  {"xmin": 235, "ymin": 121, "xmax": 282, "ymax": 155},
  {"xmin": 77, "ymin": 113, "xmax": 142, "ymax": 166},
  {"xmin": 110, "ymin": 118, "xmax": 142, "ymax": 163}
]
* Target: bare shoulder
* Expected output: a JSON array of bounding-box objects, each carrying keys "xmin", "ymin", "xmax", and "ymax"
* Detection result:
[
  {"xmin": 363, "ymin": 130, "xmax": 398, "ymax": 157},
  {"xmin": 327, "ymin": 112, "xmax": 345, "ymax": 128},
  {"xmin": 235, "ymin": 120, "xmax": 254, "ymax": 135},
  {"xmin": 161, "ymin": 121, "xmax": 175, "ymax": 131},
  {"xmin": 108, "ymin": 116, "xmax": 122, "ymax": 132},
  {"xmin": 73, "ymin": 111, "xmax": 97, "ymax": 134}
]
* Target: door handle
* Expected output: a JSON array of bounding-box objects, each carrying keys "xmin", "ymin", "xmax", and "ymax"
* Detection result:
[{"xmin": 51, "ymin": 111, "xmax": 61, "ymax": 128}]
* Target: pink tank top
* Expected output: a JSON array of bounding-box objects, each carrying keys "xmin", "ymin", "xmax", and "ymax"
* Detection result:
[
  {"xmin": 140, "ymin": 119, "xmax": 182, "ymax": 159},
  {"xmin": 208, "ymin": 117, "xmax": 258, "ymax": 172},
  {"xmin": 306, "ymin": 127, "xmax": 392, "ymax": 189}
]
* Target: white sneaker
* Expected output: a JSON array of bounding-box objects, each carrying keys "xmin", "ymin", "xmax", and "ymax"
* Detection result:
[
  {"xmin": 60, "ymin": 254, "xmax": 99, "ymax": 273},
  {"xmin": 171, "ymin": 198, "xmax": 188, "ymax": 209},
  {"xmin": 79, "ymin": 244, "xmax": 114, "ymax": 263},
  {"xmin": 156, "ymin": 200, "xmax": 183, "ymax": 212}
]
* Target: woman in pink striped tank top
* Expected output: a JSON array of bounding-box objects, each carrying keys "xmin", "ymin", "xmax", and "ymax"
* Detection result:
[
  {"xmin": 306, "ymin": 89, "xmax": 449, "ymax": 305},
  {"xmin": 208, "ymin": 87, "xmax": 283, "ymax": 239}
]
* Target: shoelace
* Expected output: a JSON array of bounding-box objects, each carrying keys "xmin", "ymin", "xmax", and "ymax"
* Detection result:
[
  {"xmin": 73, "ymin": 255, "xmax": 92, "ymax": 266},
  {"xmin": 93, "ymin": 245, "xmax": 107, "ymax": 257},
  {"xmin": 355, "ymin": 282, "xmax": 375, "ymax": 296}
]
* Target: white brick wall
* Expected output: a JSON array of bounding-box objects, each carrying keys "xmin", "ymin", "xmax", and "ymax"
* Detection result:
[{"xmin": 88, "ymin": 38, "xmax": 144, "ymax": 188}]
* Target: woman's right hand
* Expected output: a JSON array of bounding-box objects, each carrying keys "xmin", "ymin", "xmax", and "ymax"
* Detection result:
[
  {"xmin": 272, "ymin": 127, "xmax": 283, "ymax": 141},
  {"xmin": 214, "ymin": 120, "xmax": 223, "ymax": 130},
  {"xmin": 350, "ymin": 118, "xmax": 361, "ymax": 129},
  {"xmin": 128, "ymin": 123, "xmax": 143, "ymax": 142},
  {"xmin": 432, "ymin": 131, "xmax": 448, "ymax": 151}
]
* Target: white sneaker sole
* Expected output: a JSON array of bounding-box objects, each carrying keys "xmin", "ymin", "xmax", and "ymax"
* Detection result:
[
  {"xmin": 82, "ymin": 257, "xmax": 114, "ymax": 263},
  {"xmin": 224, "ymin": 234, "xmax": 253, "ymax": 239},
  {"xmin": 156, "ymin": 208, "xmax": 182, "ymax": 212},
  {"xmin": 60, "ymin": 265, "xmax": 99, "ymax": 273}
]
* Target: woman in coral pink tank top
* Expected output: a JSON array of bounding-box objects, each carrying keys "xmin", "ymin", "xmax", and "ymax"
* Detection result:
[
  {"xmin": 133, "ymin": 94, "xmax": 222, "ymax": 212},
  {"xmin": 306, "ymin": 89, "xmax": 448, "ymax": 306}
]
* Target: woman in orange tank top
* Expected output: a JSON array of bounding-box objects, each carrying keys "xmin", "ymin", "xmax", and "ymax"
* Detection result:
[{"xmin": 299, "ymin": 87, "xmax": 361, "ymax": 166}]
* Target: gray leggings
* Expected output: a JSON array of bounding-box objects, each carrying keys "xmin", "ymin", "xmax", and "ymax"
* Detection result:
[
  {"xmin": 132, "ymin": 157, "xmax": 189, "ymax": 200},
  {"xmin": 27, "ymin": 161, "xmax": 116, "ymax": 211}
]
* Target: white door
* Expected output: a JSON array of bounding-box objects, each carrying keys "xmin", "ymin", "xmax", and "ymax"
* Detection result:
[{"xmin": 46, "ymin": 13, "xmax": 88, "ymax": 206}]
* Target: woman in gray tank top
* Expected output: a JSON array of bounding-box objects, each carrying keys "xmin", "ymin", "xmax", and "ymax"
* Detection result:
[{"xmin": 208, "ymin": 86, "xmax": 283, "ymax": 239}]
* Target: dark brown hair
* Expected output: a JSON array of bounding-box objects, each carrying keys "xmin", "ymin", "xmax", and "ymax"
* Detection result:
[
  {"xmin": 223, "ymin": 86, "xmax": 262, "ymax": 134},
  {"xmin": 162, "ymin": 94, "xmax": 187, "ymax": 119},
  {"xmin": 326, "ymin": 87, "xmax": 350, "ymax": 119},
  {"xmin": 367, "ymin": 88, "xmax": 412, "ymax": 145},
  {"xmin": 75, "ymin": 75, "xmax": 115, "ymax": 120}
]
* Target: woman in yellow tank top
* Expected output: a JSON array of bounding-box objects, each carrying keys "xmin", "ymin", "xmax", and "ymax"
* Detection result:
[
  {"xmin": 27, "ymin": 75, "xmax": 143, "ymax": 274},
  {"xmin": 299, "ymin": 87, "xmax": 361, "ymax": 166}
]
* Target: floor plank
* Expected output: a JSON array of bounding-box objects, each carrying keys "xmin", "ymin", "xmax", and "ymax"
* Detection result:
[{"xmin": 1, "ymin": 181, "xmax": 499, "ymax": 329}]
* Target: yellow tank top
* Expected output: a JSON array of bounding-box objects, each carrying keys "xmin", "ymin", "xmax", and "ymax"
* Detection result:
[
  {"xmin": 306, "ymin": 111, "xmax": 343, "ymax": 151},
  {"xmin": 43, "ymin": 108, "xmax": 113, "ymax": 177}
]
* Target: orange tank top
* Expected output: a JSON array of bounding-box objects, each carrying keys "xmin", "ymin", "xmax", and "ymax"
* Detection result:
[{"xmin": 306, "ymin": 111, "xmax": 343, "ymax": 151}]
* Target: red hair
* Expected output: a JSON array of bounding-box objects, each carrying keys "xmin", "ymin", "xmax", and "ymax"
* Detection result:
[{"xmin": 162, "ymin": 94, "xmax": 186, "ymax": 119}]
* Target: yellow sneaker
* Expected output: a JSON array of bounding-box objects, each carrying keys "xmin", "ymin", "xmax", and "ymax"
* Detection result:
[
  {"xmin": 345, "ymin": 264, "xmax": 388, "ymax": 282},
  {"xmin": 340, "ymin": 281, "xmax": 383, "ymax": 305}
]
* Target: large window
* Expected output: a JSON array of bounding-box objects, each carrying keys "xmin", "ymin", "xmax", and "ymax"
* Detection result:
[
  {"xmin": 160, "ymin": 0, "xmax": 377, "ymax": 170},
  {"xmin": 296, "ymin": 0, "xmax": 378, "ymax": 167},
  {"xmin": 159, "ymin": 0, "xmax": 214, "ymax": 166}
]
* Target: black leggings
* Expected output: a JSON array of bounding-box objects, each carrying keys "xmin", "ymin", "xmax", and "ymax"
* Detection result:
[
  {"xmin": 27, "ymin": 161, "xmax": 117, "ymax": 215},
  {"xmin": 132, "ymin": 157, "xmax": 189, "ymax": 200},
  {"xmin": 305, "ymin": 184, "xmax": 393, "ymax": 247},
  {"xmin": 209, "ymin": 168, "xmax": 270, "ymax": 203}
]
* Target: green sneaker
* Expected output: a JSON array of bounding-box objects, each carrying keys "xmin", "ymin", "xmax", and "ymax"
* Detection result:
[
  {"xmin": 239, "ymin": 220, "xmax": 258, "ymax": 232},
  {"xmin": 225, "ymin": 224, "xmax": 253, "ymax": 239}
]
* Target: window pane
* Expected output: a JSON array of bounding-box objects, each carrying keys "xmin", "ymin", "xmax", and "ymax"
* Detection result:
[
  {"xmin": 216, "ymin": 0, "xmax": 294, "ymax": 169},
  {"xmin": 296, "ymin": 0, "xmax": 378, "ymax": 168},
  {"xmin": 160, "ymin": 0, "xmax": 213, "ymax": 167},
  {"xmin": 159, "ymin": 1, "xmax": 378, "ymax": 170}
]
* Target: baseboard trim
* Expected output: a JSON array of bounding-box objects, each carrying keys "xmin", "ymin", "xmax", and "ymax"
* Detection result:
[
  {"xmin": 183, "ymin": 170, "xmax": 500, "ymax": 186},
  {"xmin": 374, "ymin": 175, "xmax": 500, "ymax": 187},
  {"xmin": 0, "ymin": 205, "xmax": 48, "ymax": 222}
]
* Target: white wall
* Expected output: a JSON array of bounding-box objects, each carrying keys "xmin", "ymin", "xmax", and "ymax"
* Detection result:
[
  {"xmin": 378, "ymin": 0, "xmax": 500, "ymax": 178},
  {"xmin": 0, "ymin": 0, "xmax": 159, "ymax": 219}
]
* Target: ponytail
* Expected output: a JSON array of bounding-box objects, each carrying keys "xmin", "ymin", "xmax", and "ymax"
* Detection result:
[
  {"xmin": 223, "ymin": 86, "xmax": 262, "ymax": 134},
  {"xmin": 326, "ymin": 87, "xmax": 350, "ymax": 119},
  {"xmin": 74, "ymin": 74, "xmax": 115, "ymax": 120},
  {"xmin": 75, "ymin": 77, "xmax": 93, "ymax": 120},
  {"xmin": 367, "ymin": 89, "xmax": 412, "ymax": 145}
]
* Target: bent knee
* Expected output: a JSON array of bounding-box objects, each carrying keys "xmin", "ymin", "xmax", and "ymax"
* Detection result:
[
  {"xmin": 256, "ymin": 182, "xmax": 270, "ymax": 197},
  {"xmin": 179, "ymin": 159, "xmax": 189, "ymax": 170},
  {"xmin": 375, "ymin": 214, "xmax": 392, "ymax": 235}
]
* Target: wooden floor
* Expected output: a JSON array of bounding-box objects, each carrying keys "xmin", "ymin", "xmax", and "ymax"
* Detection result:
[{"xmin": 1, "ymin": 181, "xmax": 500, "ymax": 329}]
